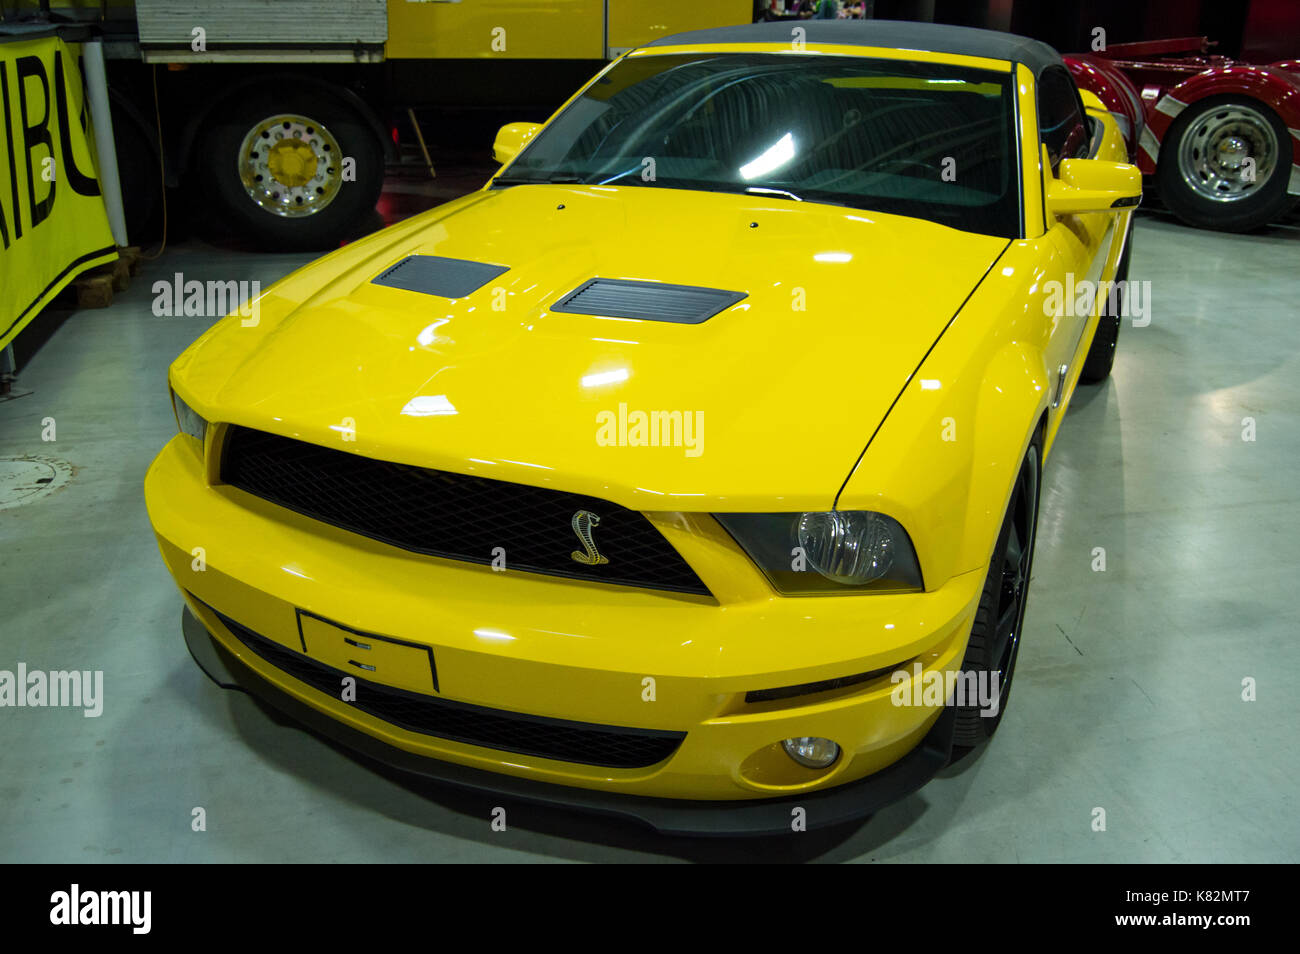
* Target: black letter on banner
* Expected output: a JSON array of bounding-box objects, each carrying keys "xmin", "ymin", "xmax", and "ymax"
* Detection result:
[
  {"xmin": 54, "ymin": 50, "xmax": 99, "ymax": 197},
  {"xmin": 17, "ymin": 55, "xmax": 55, "ymax": 229},
  {"xmin": 1, "ymin": 59, "xmax": 19, "ymax": 243}
]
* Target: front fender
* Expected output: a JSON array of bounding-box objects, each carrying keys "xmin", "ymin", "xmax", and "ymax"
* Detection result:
[
  {"xmin": 168, "ymin": 190, "xmax": 492, "ymax": 412},
  {"xmin": 836, "ymin": 243, "xmax": 1053, "ymax": 591},
  {"xmin": 1167, "ymin": 65, "xmax": 1300, "ymax": 128},
  {"xmin": 1147, "ymin": 66, "xmax": 1300, "ymax": 173},
  {"xmin": 1066, "ymin": 55, "xmax": 1145, "ymax": 162},
  {"xmin": 174, "ymin": 70, "xmax": 397, "ymax": 176}
]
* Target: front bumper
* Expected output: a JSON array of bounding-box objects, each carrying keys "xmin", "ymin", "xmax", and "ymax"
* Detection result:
[
  {"xmin": 147, "ymin": 433, "xmax": 983, "ymax": 827},
  {"xmin": 185, "ymin": 605, "xmax": 956, "ymax": 835}
]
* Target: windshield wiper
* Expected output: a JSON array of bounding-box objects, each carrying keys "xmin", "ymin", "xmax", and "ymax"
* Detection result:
[
  {"xmin": 491, "ymin": 173, "xmax": 584, "ymax": 186},
  {"xmin": 744, "ymin": 186, "xmax": 804, "ymax": 202}
]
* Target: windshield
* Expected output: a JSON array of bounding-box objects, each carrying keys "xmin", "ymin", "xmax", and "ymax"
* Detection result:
[{"xmin": 501, "ymin": 52, "xmax": 1021, "ymax": 238}]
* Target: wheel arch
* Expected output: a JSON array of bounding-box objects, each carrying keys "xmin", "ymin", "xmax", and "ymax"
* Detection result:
[
  {"xmin": 1150, "ymin": 68, "xmax": 1300, "ymax": 175},
  {"xmin": 173, "ymin": 71, "xmax": 395, "ymax": 178},
  {"xmin": 960, "ymin": 346, "xmax": 1052, "ymax": 576},
  {"xmin": 1065, "ymin": 55, "xmax": 1145, "ymax": 163},
  {"xmin": 1166, "ymin": 67, "xmax": 1300, "ymax": 130}
]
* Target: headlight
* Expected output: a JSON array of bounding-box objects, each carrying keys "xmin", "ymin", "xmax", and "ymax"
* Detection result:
[
  {"xmin": 172, "ymin": 391, "xmax": 207, "ymax": 447},
  {"xmin": 715, "ymin": 511, "xmax": 922, "ymax": 594}
]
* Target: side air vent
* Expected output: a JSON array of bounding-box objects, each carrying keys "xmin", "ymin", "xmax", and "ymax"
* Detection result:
[
  {"xmin": 371, "ymin": 255, "xmax": 509, "ymax": 299},
  {"xmin": 551, "ymin": 278, "xmax": 746, "ymax": 324}
]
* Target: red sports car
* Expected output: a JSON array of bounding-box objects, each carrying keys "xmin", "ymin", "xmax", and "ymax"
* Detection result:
[{"xmin": 1067, "ymin": 36, "xmax": 1300, "ymax": 231}]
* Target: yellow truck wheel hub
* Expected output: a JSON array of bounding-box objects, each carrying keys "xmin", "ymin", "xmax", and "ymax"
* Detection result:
[
  {"xmin": 237, "ymin": 113, "xmax": 344, "ymax": 218},
  {"xmin": 266, "ymin": 138, "xmax": 320, "ymax": 188}
]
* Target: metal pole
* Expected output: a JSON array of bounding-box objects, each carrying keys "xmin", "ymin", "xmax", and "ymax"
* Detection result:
[
  {"xmin": 1, "ymin": 344, "xmax": 15, "ymax": 398},
  {"xmin": 406, "ymin": 107, "xmax": 437, "ymax": 180},
  {"xmin": 82, "ymin": 40, "xmax": 129, "ymax": 247}
]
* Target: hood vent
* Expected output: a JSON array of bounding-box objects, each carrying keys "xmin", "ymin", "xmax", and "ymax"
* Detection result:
[
  {"xmin": 371, "ymin": 255, "xmax": 509, "ymax": 299},
  {"xmin": 551, "ymin": 278, "xmax": 746, "ymax": 324}
]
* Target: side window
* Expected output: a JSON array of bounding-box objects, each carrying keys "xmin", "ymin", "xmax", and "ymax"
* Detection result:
[{"xmin": 1038, "ymin": 67, "xmax": 1089, "ymax": 174}]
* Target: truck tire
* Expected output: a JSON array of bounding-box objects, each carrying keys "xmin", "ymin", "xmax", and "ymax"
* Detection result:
[
  {"xmin": 110, "ymin": 96, "xmax": 162, "ymax": 243},
  {"xmin": 1157, "ymin": 95, "xmax": 1296, "ymax": 232},
  {"xmin": 199, "ymin": 87, "xmax": 385, "ymax": 250}
]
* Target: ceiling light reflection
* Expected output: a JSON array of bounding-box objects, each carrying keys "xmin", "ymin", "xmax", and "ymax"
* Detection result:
[
  {"xmin": 740, "ymin": 132, "xmax": 796, "ymax": 180},
  {"xmin": 401, "ymin": 395, "xmax": 457, "ymax": 417}
]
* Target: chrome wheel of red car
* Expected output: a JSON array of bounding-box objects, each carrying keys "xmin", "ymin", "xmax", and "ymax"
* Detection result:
[
  {"xmin": 1176, "ymin": 102, "xmax": 1279, "ymax": 202},
  {"xmin": 1158, "ymin": 95, "xmax": 1296, "ymax": 232}
]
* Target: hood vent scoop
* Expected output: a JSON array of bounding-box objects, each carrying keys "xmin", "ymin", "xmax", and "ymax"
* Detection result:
[
  {"xmin": 371, "ymin": 255, "xmax": 509, "ymax": 299},
  {"xmin": 551, "ymin": 278, "xmax": 746, "ymax": 324}
]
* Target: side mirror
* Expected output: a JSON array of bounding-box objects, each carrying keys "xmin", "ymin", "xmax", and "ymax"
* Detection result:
[
  {"xmin": 493, "ymin": 122, "xmax": 541, "ymax": 165},
  {"xmin": 1047, "ymin": 157, "xmax": 1142, "ymax": 217}
]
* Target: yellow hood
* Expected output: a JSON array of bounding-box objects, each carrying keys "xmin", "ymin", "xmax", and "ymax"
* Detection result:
[{"xmin": 174, "ymin": 185, "xmax": 1008, "ymax": 511}]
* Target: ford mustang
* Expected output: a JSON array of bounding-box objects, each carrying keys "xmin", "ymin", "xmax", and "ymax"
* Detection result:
[{"xmin": 145, "ymin": 20, "xmax": 1140, "ymax": 835}]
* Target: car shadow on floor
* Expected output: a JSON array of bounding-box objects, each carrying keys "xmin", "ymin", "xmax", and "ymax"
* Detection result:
[{"xmin": 203, "ymin": 674, "xmax": 986, "ymax": 862}]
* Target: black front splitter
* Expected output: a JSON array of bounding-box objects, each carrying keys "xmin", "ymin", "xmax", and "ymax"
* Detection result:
[{"xmin": 183, "ymin": 606, "xmax": 954, "ymax": 837}]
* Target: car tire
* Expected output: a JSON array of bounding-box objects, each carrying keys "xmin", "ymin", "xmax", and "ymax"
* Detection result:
[
  {"xmin": 951, "ymin": 435, "xmax": 1041, "ymax": 752},
  {"xmin": 198, "ymin": 88, "xmax": 385, "ymax": 251},
  {"xmin": 1078, "ymin": 223, "xmax": 1132, "ymax": 384},
  {"xmin": 1156, "ymin": 95, "xmax": 1297, "ymax": 232}
]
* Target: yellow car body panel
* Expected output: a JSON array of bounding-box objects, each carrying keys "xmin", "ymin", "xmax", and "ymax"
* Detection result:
[
  {"xmin": 839, "ymin": 67, "xmax": 1134, "ymax": 586},
  {"xmin": 148, "ymin": 433, "xmax": 981, "ymax": 799},
  {"xmin": 170, "ymin": 184, "xmax": 1008, "ymax": 514},
  {"xmin": 146, "ymin": 26, "xmax": 1138, "ymax": 827}
]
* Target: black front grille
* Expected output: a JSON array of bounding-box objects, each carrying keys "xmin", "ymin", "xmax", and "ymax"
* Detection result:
[
  {"xmin": 220, "ymin": 426, "xmax": 709, "ymax": 595},
  {"xmin": 207, "ymin": 604, "xmax": 686, "ymax": 770}
]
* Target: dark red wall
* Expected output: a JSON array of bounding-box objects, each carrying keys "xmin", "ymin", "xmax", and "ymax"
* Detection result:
[{"xmin": 870, "ymin": 0, "xmax": 1299, "ymax": 60}]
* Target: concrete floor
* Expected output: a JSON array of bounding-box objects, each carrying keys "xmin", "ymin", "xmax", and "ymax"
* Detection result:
[{"xmin": 2, "ymin": 189, "xmax": 1298, "ymax": 862}]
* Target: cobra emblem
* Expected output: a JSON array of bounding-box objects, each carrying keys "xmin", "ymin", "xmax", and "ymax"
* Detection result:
[{"xmin": 570, "ymin": 510, "xmax": 609, "ymax": 565}]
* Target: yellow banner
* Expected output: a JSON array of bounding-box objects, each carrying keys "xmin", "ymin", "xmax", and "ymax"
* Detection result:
[{"xmin": 1, "ymin": 35, "xmax": 117, "ymax": 351}]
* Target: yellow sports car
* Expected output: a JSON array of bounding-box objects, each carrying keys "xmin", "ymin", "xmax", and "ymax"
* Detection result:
[{"xmin": 146, "ymin": 20, "xmax": 1139, "ymax": 834}]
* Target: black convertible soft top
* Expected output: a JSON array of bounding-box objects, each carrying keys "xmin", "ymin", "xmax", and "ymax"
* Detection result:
[{"xmin": 646, "ymin": 19, "xmax": 1064, "ymax": 78}]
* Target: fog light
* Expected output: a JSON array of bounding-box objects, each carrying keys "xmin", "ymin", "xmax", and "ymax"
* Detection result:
[{"xmin": 781, "ymin": 736, "xmax": 840, "ymax": 769}]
